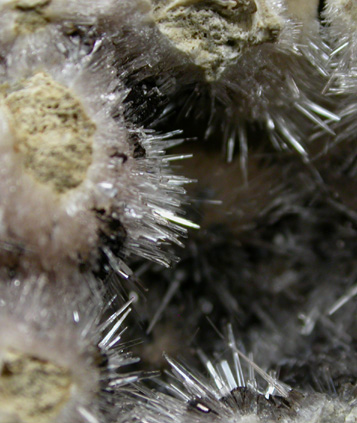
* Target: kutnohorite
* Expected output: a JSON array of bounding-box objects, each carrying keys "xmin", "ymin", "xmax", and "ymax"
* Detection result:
[
  {"xmin": 126, "ymin": 147, "xmax": 309, "ymax": 369},
  {"xmin": 119, "ymin": 331, "xmax": 357, "ymax": 423},
  {"xmin": 165, "ymin": 140, "xmax": 308, "ymax": 235},
  {"xmin": 308, "ymin": 0, "xmax": 357, "ymax": 219},
  {"xmin": 129, "ymin": 158, "xmax": 357, "ymax": 385},
  {"xmin": 0, "ymin": 43, "xmax": 193, "ymax": 276},
  {"xmin": 117, "ymin": 0, "xmax": 337, "ymax": 166},
  {"xmin": 0, "ymin": 0, "xmax": 149, "ymax": 61},
  {"xmin": 322, "ymin": 0, "xmax": 357, "ymax": 95},
  {"xmin": 0, "ymin": 273, "xmax": 141, "ymax": 423}
]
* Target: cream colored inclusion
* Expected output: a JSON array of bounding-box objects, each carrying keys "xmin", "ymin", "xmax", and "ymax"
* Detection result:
[
  {"xmin": 3, "ymin": 72, "xmax": 95, "ymax": 194},
  {"xmin": 0, "ymin": 349, "xmax": 72, "ymax": 423},
  {"xmin": 7, "ymin": 0, "xmax": 52, "ymax": 34},
  {"xmin": 151, "ymin": 0, "xmax": 283, "ymax": 81}
]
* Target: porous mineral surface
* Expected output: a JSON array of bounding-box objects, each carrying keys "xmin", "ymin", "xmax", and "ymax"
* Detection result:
[
  {"xmin": 2, "ymin": 72, "xmax": 95, "ymax": 194},
  {"xmin": 5, "ymin": 0, "xmax": 51, "ymax": 34},
  {"xmin": 0, "ymin": 349, "xmax": 72, "ymax": 423},
  {"xmin": 151, "ymin": 0, "xmax": 284, "ymax": 80}
]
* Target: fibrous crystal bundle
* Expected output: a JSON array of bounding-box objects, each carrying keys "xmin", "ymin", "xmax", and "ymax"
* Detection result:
[
  {"xmin": 0, "ymin": 274, "xmax": 140, "ymax": 423},
  {"xmin": 0, "ymin": 8, "xmax": 193, "ymax": 275},
  {"xmin": 117, "ymin": 0, "xmax": 339, "ymax": 167},
  {"xmin": 0, "ymin": 1, "xmax": 356, "ymax": 423}
]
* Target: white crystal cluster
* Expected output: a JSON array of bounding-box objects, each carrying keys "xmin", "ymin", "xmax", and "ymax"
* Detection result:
[
  {"xmin": 0, "ymin": 1, "xmax": 356, "ymax": 423},
  {"xmin": 0, "ymin": 275, "xmax": 140, "ymax": 423},
  {"xmin": 117, "ymin": 0, "xmax": 338, "ymax": 163},
  {"xmin": 0, "ymin": 0, "xmax": 192, "ymax": 276}
]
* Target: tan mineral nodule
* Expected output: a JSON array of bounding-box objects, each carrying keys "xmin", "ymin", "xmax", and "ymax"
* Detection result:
[
  {"xmin": 0, "ymin": 349, "xmax": 72, "ymax": 423},
  {"xmin": 5, "ymin": 0, "xmax": 52, "ymax": 34},
  {"xmin": 3, "ymin": 72, "xmax": 95, "ymax": 194},
  {"xmin": 151, "ymin": 0, "xmax": 284, "ymax": 81}
]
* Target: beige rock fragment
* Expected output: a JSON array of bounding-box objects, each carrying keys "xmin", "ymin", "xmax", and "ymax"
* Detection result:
[
  {"xmin": 151, "ymin": 0, "xmax": 284, "ymax": 81},
  {"xmin": 0, "ymin": 349, "xmax": 72, "ymax": 423},
  {"xmin": 3, "ymin": 0, "xmax": 52, "ymax": 34},
  {"xmin": 3, "ymin": 72, "xmax": 95, "ymax": 195}
]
